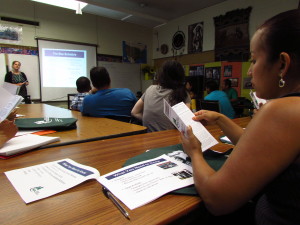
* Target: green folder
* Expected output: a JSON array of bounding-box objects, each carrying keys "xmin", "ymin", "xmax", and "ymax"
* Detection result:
[
  {"xmin": 15, "ymin": 117, "xmax": 77, "ymax": 130},
  {"xmin": 123, "ymin": 144, "xmax": 232, "ymax": 196}
]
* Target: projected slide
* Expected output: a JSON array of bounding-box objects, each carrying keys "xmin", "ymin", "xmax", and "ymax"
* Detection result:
[{"xmin": 42, "ymin": 49, "xmax": 87, "ymax": 87}]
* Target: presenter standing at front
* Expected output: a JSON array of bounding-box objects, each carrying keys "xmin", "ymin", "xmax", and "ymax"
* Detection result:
[{"xmin": 4, "ymin": 61, "xmax": 29, "ymax": 98}]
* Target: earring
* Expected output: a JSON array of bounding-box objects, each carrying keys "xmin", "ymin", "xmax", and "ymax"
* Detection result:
[{"xmin": 279, "ymin": 74, "xmax": 285, "ymax": 88}]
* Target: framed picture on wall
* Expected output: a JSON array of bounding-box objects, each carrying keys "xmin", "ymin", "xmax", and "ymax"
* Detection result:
[
  {"xmin": 205, "ymin": 68, "xmax": 213, "ymax": 79},
  {"xmin": 243, "ymin": 77, "xmax": 253, "ymax": 89},
  {"xmin": 223, "ymin": 65, "xmax": 232, "ymax": 77},
  {"xmin": 230, "ymin": 78, "xmax": 239, "ymax": 87},
  {"xmin": 189, "ymin": 65, "xmax": 204, "ymax": 76}
]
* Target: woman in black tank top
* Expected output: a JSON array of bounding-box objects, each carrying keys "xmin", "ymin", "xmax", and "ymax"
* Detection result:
[{"xmin": 180, "ymin": 9, "xmax": 300, "ymax": 225}]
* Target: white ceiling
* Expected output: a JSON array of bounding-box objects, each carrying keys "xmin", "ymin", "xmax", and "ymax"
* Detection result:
[{"xmin": 81, "ymin": 0, "xmax": 228, "ymax": 28}]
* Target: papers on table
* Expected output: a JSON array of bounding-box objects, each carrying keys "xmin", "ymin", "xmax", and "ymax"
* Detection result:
[
  {"xmin": 0, "ymin": 134, "xmax": 60, "ymax": 156},
  {"xmin": 163, "ymin": 100, "xmax": 218, "ymax": 151},
  {"xmin": 98, "ymin": 154, "xmax": 194, "ymax": 210},
  {"xmin": 6, "ymin": 155, "xmax": 193, "ymax": 209},
  {"xmin": 5, "ymin": 158, "xmax": 100, "ymax": 203},
  {"xmin": 0, "ymin": 86, "xmax": 23, "ymax": 122}
]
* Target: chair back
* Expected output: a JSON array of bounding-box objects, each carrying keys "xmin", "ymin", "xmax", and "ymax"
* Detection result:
[
  {"xmin": 199, "ymin": 100, "xmax": 220, "ymax": 112},
  {"xmin": 67, "ymin": 93, "xmax": 77, "ymax": 109}
]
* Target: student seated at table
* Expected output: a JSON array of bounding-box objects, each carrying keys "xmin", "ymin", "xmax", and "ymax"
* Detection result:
[
  {"xmin": 222, "ymin": 79, "xmax": 238, "ymax": 103},
  {"xmin": 181, "ymin": 9, "xmax": 300, "ymax": 225},
  {"xmin": 81, "ymin": 67, "xmax": 137, "ymax": 121},
  {"xmin": 131, "ymin": 60, "xmax": 191, "ymax": 132},
  {"xmin": 70, "ymin": 76, "xmax": 92, "ymax": 111},
  {"xmin": 204, "ymin": 80, "xmax": 235, "ymax": 119}
]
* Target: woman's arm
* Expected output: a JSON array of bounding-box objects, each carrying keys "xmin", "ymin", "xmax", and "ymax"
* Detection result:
[
  {"xmin": 181, "ymin": 98, "xmax": 300, "ymax": 215},
  {"xmin": 193, "ymin": 110, "xmax": 244, "ymax": 145},
  {"xmin": 131, "ymin": 98, "xmax": 144, "ymax": 121},
  {"xmin": 21, "ymin": 73, "xmax": 29, "ymax": 86}
]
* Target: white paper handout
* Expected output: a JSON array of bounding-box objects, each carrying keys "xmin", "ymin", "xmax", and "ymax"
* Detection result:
[
  {"xmin": 0, "ymin": 86, "xmax": 23, "ymax": 122},
  {"xmin": 163, "ymin": 100, "xmax": 218, "ymax": 151},
  {"xmin": 5, "ymin": 158, "xmax": 100, "ymax": 203},
  {"xmin": 3, "ymin": 82, "xmax": 20, "ymax": 95},
  {"xmin": 98, "ymin": 154, "xmax": 194, "ymax": 210},
  {"xmin": 250, "ymin": 90, "xmax": 267, "ymax": 109}
]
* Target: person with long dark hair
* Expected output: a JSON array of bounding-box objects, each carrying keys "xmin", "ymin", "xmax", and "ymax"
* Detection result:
[
  {"xmin": 181, "ymin": 9, "xmax": 300, "ymax": 224},
  {"xmin": 131, "ymin": 60, "xmax": 191, "ymax": 132}
]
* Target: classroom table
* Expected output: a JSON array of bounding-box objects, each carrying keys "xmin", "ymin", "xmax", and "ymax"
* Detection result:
[
  {"xmin": 16, "ymin": 103, "xmax": 147, "ymax": 148},
  {"xmin": 0, "ymin": 117, "xmax": 251, "ymax": 225}
]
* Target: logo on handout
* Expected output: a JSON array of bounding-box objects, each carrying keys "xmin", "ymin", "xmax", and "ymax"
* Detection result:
[{"xmin": 30, "ymin": 186, "xmax": 44, "ymax": 195}]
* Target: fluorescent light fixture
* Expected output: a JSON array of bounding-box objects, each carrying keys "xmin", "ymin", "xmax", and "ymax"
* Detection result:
[
  {"xmin": 154, "ymin": 23, "xmax": 166, "ymax": 29},
  {"xmin": 32, "ymin": 0, "xmax": 87, "ymax": 14},
  {"xmin": 121, "ymin": 14, "xmax": 132, "ymax": 21}
]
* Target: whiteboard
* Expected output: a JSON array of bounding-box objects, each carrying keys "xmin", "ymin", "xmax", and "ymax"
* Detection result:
[
  {"xmin": 0, "ymin": 54, "xmax": 40, "ymax": 100},
  {"xmin": 97, "ymin": 61, "xmax": 142, "ymax": 95}
]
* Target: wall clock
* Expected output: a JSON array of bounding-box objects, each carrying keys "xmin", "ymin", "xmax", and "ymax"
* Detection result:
[
  {"xmin": 172, "ymin": 31, "xmax": 185, "ymax": 50},
  {"xmin": 160, "ymin": 44, "xmax": 168, "ymax": 54}
]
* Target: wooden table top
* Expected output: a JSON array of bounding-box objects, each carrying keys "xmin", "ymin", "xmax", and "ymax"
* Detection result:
[
  {"xmin": 0, "ymin": 116, "xmax": 251, "ymax": 225},
  {"xmin": 16, "ymin": 104, "xmax": 147, "ymax": 148}
]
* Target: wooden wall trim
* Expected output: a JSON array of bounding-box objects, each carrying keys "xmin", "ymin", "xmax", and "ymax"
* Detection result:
[{"xmin": 153, "ymin": 50, "xmax": 215, "ymax": 68}]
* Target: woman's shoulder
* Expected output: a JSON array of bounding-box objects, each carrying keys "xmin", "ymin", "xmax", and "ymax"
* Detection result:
[{"xmin": 256, "ymin": 97, "xmax": 300, "ymax": 121}]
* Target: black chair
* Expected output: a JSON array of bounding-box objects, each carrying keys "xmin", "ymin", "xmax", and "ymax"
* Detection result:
[
  {"xmin": 199, "ymin": 100, "xmax": 220, "ymax": 112},
  {"xmin": 67, "ymin": 93, "xmax": 77, "ymax": 109}
]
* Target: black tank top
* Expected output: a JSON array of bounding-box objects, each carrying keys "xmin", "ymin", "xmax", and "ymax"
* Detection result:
[{"xmin": 255, "ymin": 93, "xmax": 300, "ymax": 225}]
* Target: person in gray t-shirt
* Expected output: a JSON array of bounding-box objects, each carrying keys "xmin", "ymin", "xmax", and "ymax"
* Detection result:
[{"xmin": 131, "ymin": 60, "xmax": 191, "ymax": 132}]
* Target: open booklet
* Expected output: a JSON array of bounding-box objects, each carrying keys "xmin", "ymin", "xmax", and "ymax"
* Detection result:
[
  {"xmin": 0, "ymin": 86, "xmax": 23, "ymax": 122},
  {"xmin": 5, "ymin": 158, "xmax": 100, "ymax": 204},
  {"xmin": 163, "ymin": 99, "xmax": 218, "ymax": 151},
  {"xmin": 6, "ymin": 156, "xmax": 193, "ymax": 210},
  {"xmin": 98, "ymin": 154, "xmax": 193, "ymax": 210}
]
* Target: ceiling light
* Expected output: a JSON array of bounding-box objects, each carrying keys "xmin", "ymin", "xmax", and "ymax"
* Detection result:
[
  {"xmin": 32, "ymin": 0, "xmax": 88, "ymax": 14},
  {"xmin": 121, "ymin": 15, "xmax": 132, "ymax": 21}
]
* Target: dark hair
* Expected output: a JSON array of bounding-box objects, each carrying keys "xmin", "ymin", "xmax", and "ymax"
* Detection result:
[
  {"xmin": 224, "ymin": 79, "xmax": 231, "ymax": 88},
  {"xmin": 90, "ymin": 67, "xmax": 111, "ymax": 89},
  {"xmin": 12, "ymin": 61, "xmax": 21, "ymax": 66},
  {"xmin": 205, "ymin": 80, "xmax": 219, "ymax": 92},
  {"xmin": 157, "ymin": 60, "xmax": 188, "ymax": 106},
  {"xmin": 258, "ymin": 9, "xmax": 300, "ymax": 70},
  {"xmin": 76, "ymin": 76, "xmax": 91, "ymax": 93}
]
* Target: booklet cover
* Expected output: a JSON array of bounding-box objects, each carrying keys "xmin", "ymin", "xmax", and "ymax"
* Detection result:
[{"xmin": 163, "ymin": 99, "xmax": 218, "ymax": 151}]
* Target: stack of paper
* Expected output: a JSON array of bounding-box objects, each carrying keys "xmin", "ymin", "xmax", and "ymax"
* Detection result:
[
  {"xmin": 0, "ymin": 134, "xmax": 60, "ymax": 156},
  {"xmin": 0, "ymin": 86, "xmax": 23, "ymax": 122}
]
